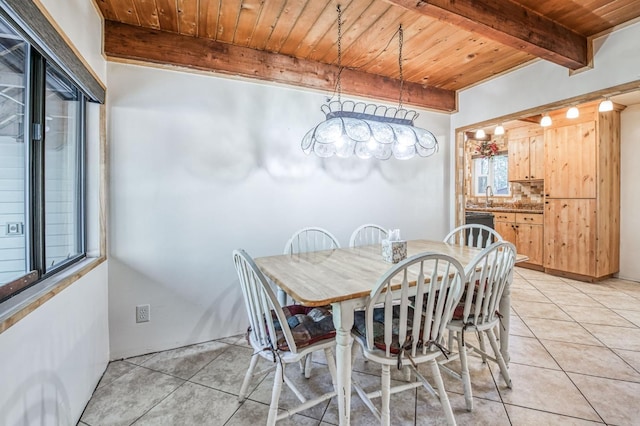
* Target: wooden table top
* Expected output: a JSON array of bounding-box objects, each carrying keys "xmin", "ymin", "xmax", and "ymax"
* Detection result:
[{"xmin": 255, "ymin": 240, "xmax": 496, "ymax": 307}]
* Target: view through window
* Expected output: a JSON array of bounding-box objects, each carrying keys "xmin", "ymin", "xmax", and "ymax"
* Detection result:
[
  {"xmin": 0, "ymin": 14, "xmax": 86, "ymax": 303},
  {"xmin": 473, "ymin": 154, "xmax": 510, "ymax": 196}
]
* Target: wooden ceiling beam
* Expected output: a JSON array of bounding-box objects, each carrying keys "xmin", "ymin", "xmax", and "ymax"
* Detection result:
[
  {"xmin": 384, "ymin": 0, "xmax": 588, "ymax": 70},
  {"xmin": 103, "ymin": 21, "xmax": 456, "ymax": 112}
]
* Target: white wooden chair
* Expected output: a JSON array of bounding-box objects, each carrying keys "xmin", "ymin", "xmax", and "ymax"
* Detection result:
[
  {"xmin": 441, "ymin": 241, "xmax": 516, "ymax": 411},
  {"xmin": 279, "ymin": 227, "xmax": 340, "ymax": 306},
  {"xmin": 349, "ymin": 224, "xmax": 388, "ymax": 248},
  {"xmin": 351, "ymin": 252, "xmax": 466, "ymax": 426},
  {"xmin": 283, "ymin": 226, "xmax": 341, "ymax": 254},
  {"xmin": 233, "ymin": 249, "xmax": 338, "ymax": 425},
  {"xmin": 282, "ymin": 227, "xmax": 341, "ymax": 377},
  {"xmin": 443, "ymin": 224, "xmax": 502, "ymax": 249}
]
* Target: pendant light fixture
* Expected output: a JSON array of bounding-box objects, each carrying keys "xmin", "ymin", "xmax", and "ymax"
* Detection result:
[
  {"xmin": 301, "ymin": 6, "xmax": 438, "ymax": 160},
  {"xmin": 494, "ymin": 124, "xmax": 505, "ymax": 136}
]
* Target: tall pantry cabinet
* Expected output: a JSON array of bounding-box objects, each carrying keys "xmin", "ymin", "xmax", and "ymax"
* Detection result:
[{"xmin": 543, "ymin": 102, "xmax": 621, "ymax": 280}]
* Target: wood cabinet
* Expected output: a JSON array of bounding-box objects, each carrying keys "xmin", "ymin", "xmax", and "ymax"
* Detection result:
[
  {"xmin": 515, "ymin": 213, "xmax": 544, "ymax": 266},
  {"xmin": 543, "ymin": 101, "xmax": 621, "ymax": 280},
  {"xmin": 544, "ymin": 122, "xmax": 596, "ymax": 198},
  {"xmin": 508, "ymin": 131, "xmax": 543, "ymax": 181},
  {"xmin": 492, "ymin": 211, "xmax": 543, "ymax": 267},
  {"xmin": 544, "ymin": 199, "xmax": 596, "ymax": 276}
]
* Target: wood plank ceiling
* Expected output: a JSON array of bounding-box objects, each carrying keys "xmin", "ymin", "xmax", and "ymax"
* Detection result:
[{"xmin": 95, "ymin": 0, "xmax": 640, "ymax": 112}]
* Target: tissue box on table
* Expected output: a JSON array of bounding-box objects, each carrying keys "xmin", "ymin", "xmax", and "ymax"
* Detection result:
[{"xmin": 381, "ymin": 239, "xmax": 407, "ymax": 263}]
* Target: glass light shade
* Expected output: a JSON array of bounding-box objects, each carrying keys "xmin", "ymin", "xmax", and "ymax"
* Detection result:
[
  {"xmin": 302, "ymin": 101, "xmax": 438, "ymax": 160},
  {"xmin": 540, "ymin": 115, "xmax": 552, "ymax": 127},
  {"xmin": 566, "ymin": 107, "xmax": 579, "ymax": 119},
  {"xmin": 494, "ymin": 125, "xmax": 505, "ymax": 135},
  {"xmin": 598, "ymin": 99, "xmax": 613, "ymax": 112},
  {"xmin": 475, "ymin": 129, "xmax": 486, "ymax": 139}
]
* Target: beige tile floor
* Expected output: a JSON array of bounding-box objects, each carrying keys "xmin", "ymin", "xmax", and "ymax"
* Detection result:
[{"xmin": 79, "ymin": 268, "xmax": 640, "ymax": 425}]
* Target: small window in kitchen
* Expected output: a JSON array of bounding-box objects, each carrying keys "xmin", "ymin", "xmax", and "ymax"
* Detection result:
[{"xmin": 473, "ymin": 154, "xmax": 510, "ymax": 196}]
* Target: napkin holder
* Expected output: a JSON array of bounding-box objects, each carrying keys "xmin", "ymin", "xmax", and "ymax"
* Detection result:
[{"xmin": 381, "ymin": 239, "xmax": 407, "ymax": 264}]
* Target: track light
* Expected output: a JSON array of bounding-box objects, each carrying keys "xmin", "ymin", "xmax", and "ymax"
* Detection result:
[
  {"xmin": 566, "ymin": 106, "xmax": 579, "ymax": 119},
  {"xmin": 540, "ymin": 114, "xmax": 552, "ymax": 127},
  {"xmin": 494, "ymin": 124, "xmax": 505, "ymax": 135},
  {"xmin": 598, "ymin": 99, "xmax": 613, "ymax": 112}
]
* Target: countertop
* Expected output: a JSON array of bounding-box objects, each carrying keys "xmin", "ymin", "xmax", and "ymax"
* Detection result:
[{"xmin": 466, "ymin": 204, "xmax": 543, "ymax": 214}]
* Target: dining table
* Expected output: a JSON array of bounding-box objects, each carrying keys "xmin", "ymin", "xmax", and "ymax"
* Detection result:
[{"xmin": 255, "ymin": 239, "xmax": 525, "ymax": 426}]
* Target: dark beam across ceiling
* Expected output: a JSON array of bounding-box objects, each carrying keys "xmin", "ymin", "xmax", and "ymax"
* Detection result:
[
  {"xmin": 385, "ymin": 0, "xmax": 588, "ymax": 70},
  {"xmin": 103, "ymin": 20, "xmax": 457, "ymax": 112}
]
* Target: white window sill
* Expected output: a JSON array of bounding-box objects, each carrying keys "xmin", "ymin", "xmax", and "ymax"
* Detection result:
[{"xmin": 0, "ymin": 256, "xmax": 106, "ymax": 334}]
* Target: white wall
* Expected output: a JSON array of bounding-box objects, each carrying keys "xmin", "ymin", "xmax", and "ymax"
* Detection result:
[
  {"xmin": 452, "ymin": 22, "xmax": 640, "ymax": 281},
  {"xmin": 38, "ymin": 0, "xmax": 107, "ymax": 83},
  {"xmin": 0, "ymin": 263, "xmax": 108, "ymax": 426},
  {"xmin": 107, "ymin": 62, "xmax": 451, "ymax": 358},
  {"xmin": 452, "ymin": 22, "xmax": 640, "ymax": 129},
  {"xmin": 619, "ymin": 104, "xmax": 640, "ymax": 281},
  {"xmin": 0, "ymin": 1, "xmax": 108, "ymax": 425}
]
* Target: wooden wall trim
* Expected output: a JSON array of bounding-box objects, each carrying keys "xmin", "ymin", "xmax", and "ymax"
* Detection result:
[
  {"xmin": 385, "ymin": 0, "xmax": 588, "ymax": 70},
  {"xmin": 103, "ymin": 20, "xmax": 457, "ymax": 112}
]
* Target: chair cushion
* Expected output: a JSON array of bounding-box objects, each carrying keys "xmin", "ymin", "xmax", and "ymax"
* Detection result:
[
  {"xmin": 273, "ymin": 305, "xmax": 335, "ymax": 351},
  {"xmin": 352, "ymin": 306, "xmax": 421, "ymax": 354}
]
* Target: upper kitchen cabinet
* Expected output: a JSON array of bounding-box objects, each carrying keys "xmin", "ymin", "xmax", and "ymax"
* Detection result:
[
  {"xmin": 544, "ymin": 121, "xmax": 596, "ymax": 198},
  {"xmin": 508, "ymin": 126, "xmax": 544, "ymax": 182},
  {"xmin": 542, "ymin": 101, "xmax": 623, "ymax": 280}
]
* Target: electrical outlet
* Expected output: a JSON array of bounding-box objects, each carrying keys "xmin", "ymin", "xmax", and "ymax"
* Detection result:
[{"xmin": 136, "ymin": 304, "xmax": 150, "ymax": 323}]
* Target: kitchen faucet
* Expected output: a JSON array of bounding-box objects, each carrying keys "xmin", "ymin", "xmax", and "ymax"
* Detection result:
[{"xmin": 485, "ymin": 185, "xmax": 494, "ymax": 207}]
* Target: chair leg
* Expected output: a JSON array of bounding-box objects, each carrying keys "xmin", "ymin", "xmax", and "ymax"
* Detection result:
[
  {"xmin": 304, "ymin": 353, "xmax": 313, "ymax": 378},
  {"xmin": 239, "ymin": 353, "xmax": 259, "ymax": 402},
  {"xmin": 477, "ymin": 330, "xmax": 488, "ymax": 364},
  {"xmin": 403, "ymin": 365, "xmax": 412, "ymax": 382},
  {"xmin": 456, "ymin": 332, "xmax": 473, "ymax": 411},
  {"xmin": 324, "ymin": 348, "xmax": 338, "ymax": 392},
  {"xmin": 486, "ymin": 328, "xmax": 512, "ymax": 388},
  {"xmin": 381, "ymin": 364, "xmax": 391, "ymax": 426},
  {"xmin": 267, "ymin": 361, "xmax": 284, "ymax": 426},
  {"xmin": 430, "ymin": 360, "xmax": 457, "ymax": 426}
]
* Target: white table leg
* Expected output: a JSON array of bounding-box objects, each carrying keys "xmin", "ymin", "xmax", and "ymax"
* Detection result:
[
  {"xmin": 499, "ymin": 279, "xmax": 511, "ymax": 364},
  {"xmin": 277, "ymin": 288, "xmax": 287, "ymax": 307},
  {"xmin": 332, "ymin": 300, "xmax": 356, "ymax": 426}
]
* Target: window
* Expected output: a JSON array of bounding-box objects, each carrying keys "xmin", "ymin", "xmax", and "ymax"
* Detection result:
[
  {"xmin": 473, "ymin": 154, "xmax": 510, "ymax": 196},
  {"xmin": 0, "ymin": 14, "xmax": 86, "ymax": 302}
]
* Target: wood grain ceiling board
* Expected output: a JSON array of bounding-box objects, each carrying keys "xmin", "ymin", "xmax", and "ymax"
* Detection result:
[
  {"xmin": 94, "ymin": 0, "xmax": 640, "ymax": 109},
  {"xmin": 108, "ymin": 0, "xmax": 140, "ymax": 25},
  {"xmin": 134, "ymin": 0, "xmax": 160, "ymax": 29},
  {"xmin": 514, "ymin": 0, "xmax": 640, "ymax": 36},
  {"xmin": 197, "ymin": 0, "xmax": 221, "ymax": 39}
]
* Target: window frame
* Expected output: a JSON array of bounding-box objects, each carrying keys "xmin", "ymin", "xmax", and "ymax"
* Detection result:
[
  {"xmin": 0, "ymin": 13, "xmax": 88, "ymax": 303},
  {"xmin": 472, "ymin": 152, "xmax": 511, "ymax": 197}
]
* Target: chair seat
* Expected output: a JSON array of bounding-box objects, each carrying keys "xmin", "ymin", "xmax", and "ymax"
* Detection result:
[
  {"xmin": 353, "ymin": 306, "xmax": 420, "ymax": 354},
  {"xmin": 273, "ymin": 305, "xmax": 335, "ymax": 351},
  {"xmin": 352, "ymin": 306, "xmax": 444, "ymax": 359}
]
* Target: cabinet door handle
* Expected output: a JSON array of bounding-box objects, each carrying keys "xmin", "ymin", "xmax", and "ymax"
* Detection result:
[
  {"xmin": 530, "ymin": 175, "xmax": 535, "ymax": 179},
  {"xmin": 525, "ymin": 176, "xmax": 529, "ymax": 179}
]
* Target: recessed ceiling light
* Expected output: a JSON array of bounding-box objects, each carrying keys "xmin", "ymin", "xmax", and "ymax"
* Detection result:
[
  {"xmin": 599, "ymin": 99, "xmax": 613, "ymax": 112},
  {"xmin": 566, "ymin": 106, "xmax": 579, "ymax": 119},
  {"xmin": 540, "ymin": 114, "xmax": 552, "ymax": 127}
]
